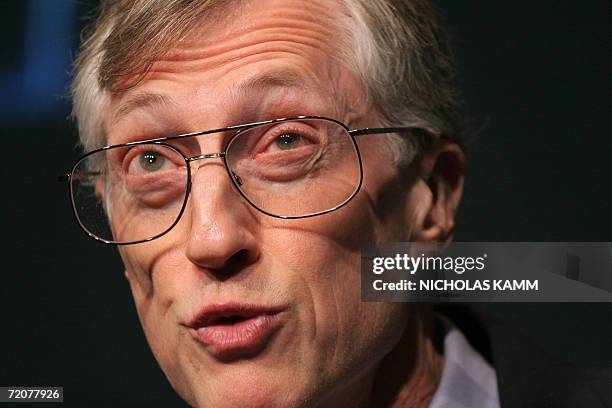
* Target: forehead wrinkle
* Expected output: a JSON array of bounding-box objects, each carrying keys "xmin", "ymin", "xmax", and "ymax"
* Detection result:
[
  {"xmin": 150, "ymin": 4, "xmax": 341, "ymax": 76},
  {"xmin": 167, "ymin": 25, "xmax": 334, "ymax": 64},
  {"xmin": 151, "ymin": 31, "xmax": 335, "ymax": 79},
  {"xmin": 166, "ymin": 2, "xmax": 338, "ymax": 62}
]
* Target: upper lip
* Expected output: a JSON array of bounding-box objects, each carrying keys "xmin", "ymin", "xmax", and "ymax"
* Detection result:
[{"xmin": 187, "ymin": 302, "xmax": 285, "ymax": 328}]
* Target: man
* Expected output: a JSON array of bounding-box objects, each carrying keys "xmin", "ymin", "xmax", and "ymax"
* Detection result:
[{"xmin": 61, "ymin": 1, "xmax": 605, "ymax": 407}]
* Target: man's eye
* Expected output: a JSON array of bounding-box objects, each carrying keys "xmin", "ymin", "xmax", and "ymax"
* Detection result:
[
  {"xmin": 139, "ymin": 151, "xmax": 166, "ymax": 172},
  {"xmin": 123, "ymin": 148, "xmax": 179, "ymax": 176},
  {"xmin": 274, "ymin": 133, "xmax": 302, "ymax": 150}
]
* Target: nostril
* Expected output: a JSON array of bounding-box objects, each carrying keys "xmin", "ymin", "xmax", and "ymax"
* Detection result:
[
  {"xmin": 224, "ymin": 249, "xmax": 256, "ymax": 271},
  {"xmin": 198, "ymin": 249, "xmax": 259, "ymax": 282},
  {"xmin": 235, "ymin": 249, "xmax": 252, "ymax": 262}
]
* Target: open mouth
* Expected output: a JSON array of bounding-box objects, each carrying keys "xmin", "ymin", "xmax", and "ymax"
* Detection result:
[
  {"xmin": 213, "ymin": 315, "xmax": 251, "ymax": 325},
  {"xmin": 187, "ymin": 304, "xmax": 286, "ymax": 357},
  {"xmin": 191, "ymin": 308, "xmax": 280, "ymax": 327}
]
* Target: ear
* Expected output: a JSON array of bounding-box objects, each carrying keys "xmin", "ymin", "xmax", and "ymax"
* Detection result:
[{"xmin": 410, "ymin": 140, "xmax": 464, "ymax": 243}]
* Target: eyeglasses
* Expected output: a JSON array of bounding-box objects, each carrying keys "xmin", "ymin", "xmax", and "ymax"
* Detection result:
[{"xmin": 59, "ymin": 116, "xmax": 426, "ymax": 245}]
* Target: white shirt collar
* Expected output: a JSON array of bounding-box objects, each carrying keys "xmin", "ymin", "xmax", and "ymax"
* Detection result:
[{"xmin": 429, "ymin": 315, "xmax": 500, "ymax": 408}]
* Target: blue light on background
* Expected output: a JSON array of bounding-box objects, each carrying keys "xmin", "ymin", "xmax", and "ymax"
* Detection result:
[{"xmin": 0, "ymin": 0, "xmax": 77, "ymax": 122}]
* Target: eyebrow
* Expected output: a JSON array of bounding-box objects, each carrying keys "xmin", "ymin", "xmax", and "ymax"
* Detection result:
[
  {"xmin": 113, "ymin": 92, "xmax": 177, "ymax": 122},
  {"xmin": 231, "ymin": 69, "xmax": 329, "ymax": 115}
]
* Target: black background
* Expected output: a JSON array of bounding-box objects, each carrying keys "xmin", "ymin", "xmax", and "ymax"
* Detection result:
[{"xmin": 1, "ymin": 1, "xmax": 610, "ymax": 406}]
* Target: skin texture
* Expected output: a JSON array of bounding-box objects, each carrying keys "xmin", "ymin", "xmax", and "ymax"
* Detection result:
[{"xmin": 104, "ymin": 0, "xmax": 464, "ymax": 406}]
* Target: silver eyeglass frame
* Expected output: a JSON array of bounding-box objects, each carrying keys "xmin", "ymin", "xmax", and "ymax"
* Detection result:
[{"xmin": 59, "ymin": 115, "xmax": 428, "ymax": 245}]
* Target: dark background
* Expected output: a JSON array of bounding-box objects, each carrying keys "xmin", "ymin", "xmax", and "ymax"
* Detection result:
[{"xmin": 1, "ymin": 1, "xmax": 610, "ymax": 406}]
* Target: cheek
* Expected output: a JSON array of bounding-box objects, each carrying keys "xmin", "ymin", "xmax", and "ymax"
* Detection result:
[
  {"xmin": 259, "ymin": 208, "xmax": 405, "ymax": 367},
  {"xmin": 121, "ymin": 245, "xmax": 199, "ymax": 401},
  {"xmin": 305, "ymin": 259, "xmax": 409, "ymax": 384},
  {"xmin": 359, "ymin": 145, "xmax": 418, "ymax": 241},
  {"xmin": 120, "ymin": 244, "xmax": 187, "ymax": 355},
  {"xmin": 120, "ymin": 242, "xmax": 177, "ymax": 301},
  {"xmin": 339, "ymin": 302, "xmax": 409, "ymax": 373},
  {"xmin": 322, "ymin": 260, "xmax": 409, "ymax": 359}
]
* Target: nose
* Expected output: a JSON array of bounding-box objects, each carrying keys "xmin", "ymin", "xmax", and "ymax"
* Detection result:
[{"xmin": 185, "ymin": 159, "xmax": 260, "ymax": 277}]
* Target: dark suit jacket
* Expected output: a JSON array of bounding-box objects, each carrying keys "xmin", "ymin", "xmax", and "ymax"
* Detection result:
[{"xmin": 436, "ymin": 305, "xmax": 612, "ymax": 408}]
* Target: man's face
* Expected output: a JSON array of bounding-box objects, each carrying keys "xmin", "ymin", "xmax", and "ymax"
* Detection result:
[{"xmin": 105, "ymin": 1, "xmax": 431, "ymax": 406}]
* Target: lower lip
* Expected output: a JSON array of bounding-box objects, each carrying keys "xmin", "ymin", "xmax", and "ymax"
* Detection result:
[{"xmin": 191, "ymin": 313, "xmax": 284, "ymax": 355}]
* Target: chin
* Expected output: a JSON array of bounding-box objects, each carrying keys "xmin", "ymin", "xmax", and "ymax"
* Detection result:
[{"xmin": 186, "ymin": 375, "xmax": 309, "ymax": 408}]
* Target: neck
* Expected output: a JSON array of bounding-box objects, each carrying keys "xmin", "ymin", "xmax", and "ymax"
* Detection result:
[{"xmin": 368, "ymin": 306, "xmax": 444, "ymax": 408}]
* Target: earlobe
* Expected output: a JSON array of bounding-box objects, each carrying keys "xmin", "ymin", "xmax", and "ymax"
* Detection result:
[{"xmin": 410, "ymin": 141, "xmax": 465, "ymax": 243}]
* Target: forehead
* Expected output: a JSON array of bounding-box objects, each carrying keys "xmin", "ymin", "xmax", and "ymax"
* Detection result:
[
  {"xmin": 106, "ymin": 0, "xmax": 364, "ymax": 140},
  {"xmin": 157, "ymin": 0, "xmax": 344, "ymax": 72}
]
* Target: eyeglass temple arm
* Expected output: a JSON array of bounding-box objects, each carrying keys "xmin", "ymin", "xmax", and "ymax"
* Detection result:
[
  {"xmin": 57, "ymin": 171, "xmax": 102, "ymax": 182},
  {"xmin": 349, "ymin": 127, "xmax": 430, "ymax": 137}
]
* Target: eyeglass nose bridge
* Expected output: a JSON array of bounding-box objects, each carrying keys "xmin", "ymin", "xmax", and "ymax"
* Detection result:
[
  {"xmin": 186, "ymin": 152, "xmax": 226, "ymax": 162},
  {"xmin": 185, "ymin": 152, "xmax": 242, "ymax": 186}
]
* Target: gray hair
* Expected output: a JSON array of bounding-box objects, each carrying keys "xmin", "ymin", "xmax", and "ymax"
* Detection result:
[{"xmin": 72, "ymin": 0, "xmax": 463, "ymax": 164}]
